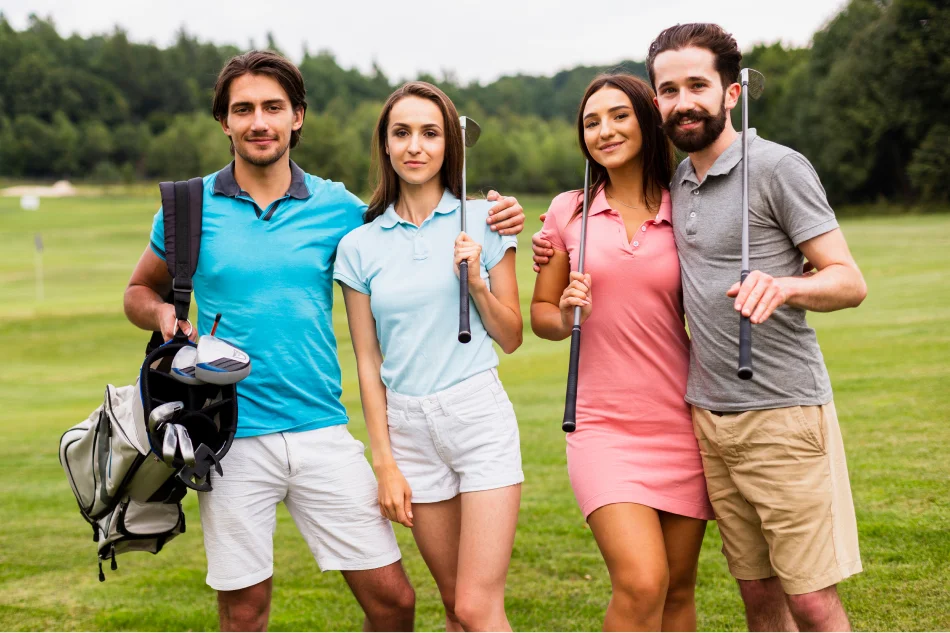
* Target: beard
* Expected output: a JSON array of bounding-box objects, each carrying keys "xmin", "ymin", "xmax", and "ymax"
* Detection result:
[
  {"xmin": 662, "ymin": 98, "xmax": 728, "ymax": 153},
  {"xmin": 234, "ymin": 136, "xmax": 290, "ymax": 167}
]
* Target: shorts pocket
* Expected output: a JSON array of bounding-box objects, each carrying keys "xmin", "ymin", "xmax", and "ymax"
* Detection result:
[
  {"xmin": 792, "ymin": 406, "xmax": 826, "ymax": 454},
  {"xmin": 386, "ymin": 406, "xmax": 407, "ymax": 431},
  {"xmin": 445, "ymin": 384, "xmax": 502, "ymax": 426}
]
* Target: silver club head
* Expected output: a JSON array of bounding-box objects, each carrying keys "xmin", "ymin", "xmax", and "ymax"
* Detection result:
[
  {"xmin": 162, "ymin": 424, "xmax": 179, "ymax": 467},
  {"xmin": 148, "ymin": 401, "xmax": 184, "ymax": 435},
  {"xmin": 195, "ymin": 335, "xmax": 251, "ymax": 385},
  {"xmin": 174, "ymin": 424, "xmax": 196, "ymax": 467},
  {"xmin": 740, "ymin": 68, "xmax": 766, "ymax": 101},
  {"xmin": 170, "ymin": 346, "xmax": 203, "ymax": 385},
  {"xmin": 460, "ymin": 116, "xmax": 481, "ymax": 147}
]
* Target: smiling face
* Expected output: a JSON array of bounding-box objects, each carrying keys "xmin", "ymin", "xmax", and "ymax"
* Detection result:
[
  {"xmin": 220, "ymin": 72, "xmax": 304, "ymax": 167},
  {"xmin": 652, "ymin": 46, "xmax": 739, "ymax": 153},
  {"xmin": 386, "ymin": 95, "xmax": 446, "ymax": 187},
  {"xmin": 582, "ymin": 86, "xmax": 645, "ymax": 172}
]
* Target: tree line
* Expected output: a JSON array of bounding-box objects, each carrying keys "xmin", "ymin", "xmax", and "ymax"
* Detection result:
[{"xmin": 0, "ymin": 0, "xmax": 946, "ymax": 204}]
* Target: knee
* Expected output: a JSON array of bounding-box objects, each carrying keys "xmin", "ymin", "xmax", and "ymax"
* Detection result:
[
  {"xmin": 612, "ymin": 569, "xmax": 670, "ymax": 614},
  {"xmin": 786, "ymin": 588, "xmax": 836, "ymax": 625},
  {"xmin": 738, "ymin": 578, "xmax": 781, "ymax": 609},
  {"xmin": 219, "ymin": 588, "xmax": 270, "ymax": 632},
  {"xmin": 365, "ymin": 581, "xmax": 415, "ymax": 623},
  {"xmin": 664, "ymin": 578, "xmax": 696, "ymax": 613},
  {"xmin": 453, "ymin": 590, "xmax": 500, "ymax": 630},
  {"xmin": 439, "ymin": 590, "xmax": 458, "ymax": 623}
]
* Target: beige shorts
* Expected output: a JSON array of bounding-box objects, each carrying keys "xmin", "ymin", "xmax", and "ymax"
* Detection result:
[{"xmin": 692, "ymin": 402, "xmax": 862, "ymax": 594}]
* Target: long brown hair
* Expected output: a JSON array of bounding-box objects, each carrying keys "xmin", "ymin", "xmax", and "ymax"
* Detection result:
[
  {"xmin": 573, "ymin": 73, "xmax": 675, "ymax": 218},
  {"xmin": 364, "ymin": 82, "xmax": 464, "ymax": 223}
]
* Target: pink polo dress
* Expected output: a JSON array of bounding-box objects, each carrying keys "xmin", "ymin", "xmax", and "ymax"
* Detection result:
[{"xmin": 539, "ymin": 188, "xmax": 714, "ymax": 521}]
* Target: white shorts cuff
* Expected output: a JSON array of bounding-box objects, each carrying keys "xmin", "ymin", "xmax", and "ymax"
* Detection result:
[
  {"xmin": 319, "ymin": 548, "xmax": 403, "ymax": 572},
  {"xmin": 207, "ymin": 565, "xmax": 274, "ymax": 592},
  {"xmin": 459, "ymin": 472, "xmax": 525, "ymax": 494},
  {"xmin": 411, "ymin": 486, "xmax": 462, "ymax": 504}
]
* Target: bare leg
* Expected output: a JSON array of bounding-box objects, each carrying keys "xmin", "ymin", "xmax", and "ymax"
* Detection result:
[
  {"xmin": 341, "ymin": 561, "xmax": 416, "ymax": 632},
  {"xmin": 454, "ymin": 485, "xmax": 522, "ymax": 631},
  {"xmin": 587, "ymin": 504, "xmax": 670, "ymax": 632},
  {"xmin": 410, "ymin": 496, "xmax": 464, "ymax": 632},
  {"xmin": 658, "ymin": 513, "xmax": 707, "ymax": 631},
  {"xmin": 739, "ymin": 578, "xmax": 798, "ymax": 632},
  {"xmin": 217, "ymin": 578, "xmax": 272, "ymax": 632},
  {"xmin": 786, "ymin": 585, "xmax": 851, "ymax": 632}
]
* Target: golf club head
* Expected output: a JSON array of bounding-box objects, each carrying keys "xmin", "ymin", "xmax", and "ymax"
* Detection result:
[
  {"xmin": 174, "ymin": 424, "xmax": 196, "ymax": 468},
  {"xmin": 162, "ymin": 424, "xmax": 179, "ymax": 467},
  {"xmin": 147, "ymin": 401, "xmax": 184, "ymax": 436},
  {"xmin": 460, "ymin": 116, "xmax": 481, "ymax": 147},
  {"xmin": 195, "ymin": 335, "xmax": 251, "ymax": 385},
  {"xmin": 170, "ymin": 345, "xmax": 204, "ymax": 385},
  {"xmin": 740, "ymin": 68, "xmax": 766, "ymax": 100}
]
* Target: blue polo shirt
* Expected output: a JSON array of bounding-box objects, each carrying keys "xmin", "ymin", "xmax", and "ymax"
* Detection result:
[
  {"xmin": 149, "ymin": 161, "xmax": 365, "ymax": 438},
  {"xmin": 333, "ymin": 189, "xmax": 517, "ymax": 396}
]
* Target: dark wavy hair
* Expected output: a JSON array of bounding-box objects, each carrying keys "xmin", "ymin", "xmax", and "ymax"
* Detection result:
[
  {"xmin": 572, "ymin": 73, "xmax": 674, "ymax": 219},
  {"xmin": 646, "ymin": 23, "xmax": 742, "ymax": 90}
]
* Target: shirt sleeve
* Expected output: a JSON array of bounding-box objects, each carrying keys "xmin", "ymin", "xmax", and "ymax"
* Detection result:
[
  {"xmin": 768, "ymin": 152, "xmax": 839, "ymax": 247},
  {"xmin": 342, "ymin": 189, "xmax": 368, "ymax": 234},
  {"xmin": 482, "ymin": 228, "xmax": 518, "ymax": 270},
  {"xmin": 537, "ymin": 193, "xmax": 574, "ymax": 252},
  {"xmin": 333, "ymin": 233, "xmax": 370, "ymax": 294},
  {"xmin": 149, "ymin": 207, "xmax": 166, "ymax": 260}
]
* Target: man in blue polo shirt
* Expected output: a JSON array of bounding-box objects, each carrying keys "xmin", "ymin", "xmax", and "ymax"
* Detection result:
[{"xmin": 124, "ymin": 50, "xmax": 525, "ymax": 632}]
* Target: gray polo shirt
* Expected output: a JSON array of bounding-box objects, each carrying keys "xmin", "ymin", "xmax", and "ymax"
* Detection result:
[{"xmin": 671, "ymin": 129, "xmax": 839, "ymax": 411}]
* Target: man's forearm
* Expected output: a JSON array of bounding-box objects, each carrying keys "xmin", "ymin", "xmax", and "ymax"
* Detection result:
[
  {"xmin": 784, "ymin": 264, "xmax": 867, "ymax": 313},
  {"xmin": 124, "ymin": 284, "xmax": 167, "ymax": 332}
]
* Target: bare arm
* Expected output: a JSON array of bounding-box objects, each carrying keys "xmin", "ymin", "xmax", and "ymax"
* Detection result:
[
  {"xmin": 530, "ymin": 249, "xmax": 592, "ymax": 341},
  {"xmin": 340, "ymin": 285, "xmax": 413, "ymax": 528},
  {"xmin": 728, "ymin": 228, "xmax": 868, "ymax": 323},
  {"xmin": 454, "ymin": 237, "xmax": 523, "ymax": 354},
  {"xmin": 124, "ymin": 247, "xmax": 194, "ymax": 341}
]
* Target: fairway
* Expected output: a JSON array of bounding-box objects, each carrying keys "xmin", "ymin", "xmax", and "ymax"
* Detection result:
[{"xmin": 0, "ymin": 194, "xmax": 948, "ymax": 631}]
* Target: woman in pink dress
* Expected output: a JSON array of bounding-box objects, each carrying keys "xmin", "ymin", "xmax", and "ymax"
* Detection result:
[{"xmin": 531, "ymin": 73, "xmax": 714, "ymax": 631}]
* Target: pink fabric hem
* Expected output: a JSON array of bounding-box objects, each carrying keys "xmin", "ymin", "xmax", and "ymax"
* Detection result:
[{"xmin": 579, "ymin": 487, "xmax": 715, "ymax": 521}]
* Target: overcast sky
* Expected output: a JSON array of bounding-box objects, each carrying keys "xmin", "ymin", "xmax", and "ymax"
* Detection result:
[{"xmin": 4, "ymin": 0, "xmax": 847, "ymax": 83}]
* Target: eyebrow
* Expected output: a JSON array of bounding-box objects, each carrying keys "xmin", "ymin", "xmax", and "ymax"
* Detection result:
[
  {"xmin": 658, "ymin": 76, "xmax": 712, "ymax": 90},
  {"xmin": 584, "ymin": 105, "xmax": 633, "ymax": 119},
  {"xmin": 390, "ymin": 122, "xmax": 443, "ymax": 130},
  {"xmin": 230, "ymin": 99, "xmax": 287, "ymax": 109}
]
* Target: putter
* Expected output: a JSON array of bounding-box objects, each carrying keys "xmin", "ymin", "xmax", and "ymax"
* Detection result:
[
  {"xmin": 563, "ymin": 160, "xmax": 591, "ymax": 433},
  {"xmin": 162, "ymin": 424, "xmax": 179, "ymax": 467},
  {"xmin": 170, "ymin": 345, "xmax": 203, "ymax": 385},
  {"xmin": 173, "ymin": 424, "xmax": 196, "ymax": 468},
  {"xmin": 738, "ymin": 68, "xmax": 766, "ymax": 381},
  {"xmin": 147, "ymin": 401, "xmax": 184, "ymax": 436},
  {"xmin": 195, "ymin": 313, "xmax": 252, "ymax": 385},
  {"xmin": 457, "ymin": 116, "xmax": 481, "ymax": 344}
]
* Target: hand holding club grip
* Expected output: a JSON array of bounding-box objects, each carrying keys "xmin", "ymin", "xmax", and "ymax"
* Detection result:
[
  {"xmin": 458, "ymin": 261, "xmax": 472, "ymax": 343},
  {"xmin": 562, "ymin": 325, "xmax": 582, "ymax": 432},
  {"xmin": 737, "ymin": 269, "xmax": 753, "ymax": 380}
]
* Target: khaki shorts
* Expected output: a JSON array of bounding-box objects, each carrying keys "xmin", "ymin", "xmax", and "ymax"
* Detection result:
[{"xmin": 692, "ymin": 402, "xmax": 862, "ymax": 594}]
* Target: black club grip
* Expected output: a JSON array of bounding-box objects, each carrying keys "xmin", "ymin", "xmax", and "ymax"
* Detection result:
[
  {"xmin": 737, "ymin": 269, "xmax": 753, "ymax": 380},
  {"xmin": 562, "ymin": 326, "xmax": 582, "ymax": 432},
  {"xmin": 458, "ymin": 262, "xmax": 472, "ymax": 343}
]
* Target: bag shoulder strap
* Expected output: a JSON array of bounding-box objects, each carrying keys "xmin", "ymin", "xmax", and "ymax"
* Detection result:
[{"xmin": 157, "ymin": 178, "xmax": 204, "ymax": 332}]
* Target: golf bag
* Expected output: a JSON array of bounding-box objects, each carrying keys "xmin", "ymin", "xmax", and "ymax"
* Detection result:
[{"xmin": 59, "ymin": 178, "xmax": 239, "ymax": 581}]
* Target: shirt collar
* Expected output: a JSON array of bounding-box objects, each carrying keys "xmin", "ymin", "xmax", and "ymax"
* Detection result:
[
  {"xmin": 679, "ymin": 128, "xmax": 757, "ymax": 185},
  {"xmin": 212, "ymin": 160, "xmax": 310, "ymax": 200},
  {"xmin": 379, "ymin": 188, "xmax": 460, "ymax": 229},
  {"xmin": 589, "ymin": 187, "xmax": 672, "ymax": 225}
]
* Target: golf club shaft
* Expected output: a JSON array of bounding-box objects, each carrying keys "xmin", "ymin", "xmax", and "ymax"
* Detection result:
[
  {"xmin": 458, "ymin": 125, "xmax": 472, "ymax": 343},
  {"xmin": 738, "ymin": 77, "xmax": 753, "ymax": 380},
  {"xmin": 563, "ymin": 160, "xmax": 591, "ymax": 433}
]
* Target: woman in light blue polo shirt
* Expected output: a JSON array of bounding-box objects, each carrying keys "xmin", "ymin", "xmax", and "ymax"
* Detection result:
[{"xmin": 333, "ymin": 81, "xmax": 523, "ymax": 632}]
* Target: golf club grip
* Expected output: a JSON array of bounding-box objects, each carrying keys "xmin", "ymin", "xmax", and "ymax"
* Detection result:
[
  {"xmin": 738, "ymin": 270, "xmax": 753, "ymax": 380},
  {"xmin": 458, "ymin": 261, "xmax": 472, "ymax": 343},
  {"xmin": 562, "ymin": 326, "xmax": 582, "ymax": 432}
]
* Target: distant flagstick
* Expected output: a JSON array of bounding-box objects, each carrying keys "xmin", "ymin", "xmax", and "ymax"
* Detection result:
[{"xmin": 34, "ymin": 233, "xmax": 44, "ymax": 302}]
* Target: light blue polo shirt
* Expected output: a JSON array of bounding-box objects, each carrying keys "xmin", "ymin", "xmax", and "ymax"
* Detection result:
[
  {"xmin": 149, "ymin": 161, "xmax": 365, "ymax": 438},
  {"xmin": 333, "ymin": 189, "xmax": 517, "ymax": 396}
]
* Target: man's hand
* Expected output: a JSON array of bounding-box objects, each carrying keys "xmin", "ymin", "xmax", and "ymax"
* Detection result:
[
  {"xmin": 727, "ymin": 271, "xmax": 795, "ymax": 325},
  {"xmin": 485, "ymin": 190, "xmax": 524, "ymax": 235},
  {"xmin": 158, "ymin": 303, "xmax": 197, "ymax": 342}
]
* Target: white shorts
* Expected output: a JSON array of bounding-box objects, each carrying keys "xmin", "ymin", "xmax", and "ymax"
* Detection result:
[
  {"xmin": 385, "ymin": 368, "xmax": 524, "ymax": 504},
  {"xmin": 198, "ymin": 425, "xmax": 401, "ymax": 591}
]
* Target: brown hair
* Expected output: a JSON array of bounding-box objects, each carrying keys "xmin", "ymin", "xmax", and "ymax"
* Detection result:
[
  {"xmin": 364, "ymin": 82, "xmax": 463, "ymax": 223},
  {"xmin": 572, "ymin": 73, "xmax": 674, "ymax": 218},
  {"xmin": 646, "ymin": 23, "xmax": 742, "ymax": 90},
  {"xmin": 211, "ymin": 50, "xmax": 308, "ymax": 153}
]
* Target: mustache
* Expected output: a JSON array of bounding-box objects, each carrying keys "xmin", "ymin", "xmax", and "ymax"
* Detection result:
[{"xmin": 665, "ymin": 108, "xmax": 714, "ymax": 129}]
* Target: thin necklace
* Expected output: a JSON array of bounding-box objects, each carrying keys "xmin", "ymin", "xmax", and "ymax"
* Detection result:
[{"xmin": 606, "ymin": 188, "xmax": 653, "ymax": 212}]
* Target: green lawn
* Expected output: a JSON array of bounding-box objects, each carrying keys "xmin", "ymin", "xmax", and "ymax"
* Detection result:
[{"xmin": 0, "ymin": 194, "xmax": 948, "ymax": 631}]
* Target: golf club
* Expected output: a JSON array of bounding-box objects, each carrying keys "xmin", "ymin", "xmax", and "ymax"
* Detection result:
[
  {"xmin": 173, "ymin": 423, "xmax": 196, "ymax": 467},
  {"xmin": 738, "ymin": 68, "xmax": 765, "ymax": 381},
  {"xmin": 563, "ymin": 160, "xmax": 591, "ymax": 433},
  {"xmin": 195, "ymin": 313, "xmax": 251, "ymax": 385},
  {"xmin": 170, "ymin": 345, "xmax": 203, "ymax": 385},
  {"xmin": 147, "ymin": 401, "xmax": 184, "ymax": 436},
  {"xmin": 457, "ymin": 116, "xmax": 481, "ymax": 344},
  {"xmin": 162, "ymin": 424, "xmax": 179, "ymax": 467}
]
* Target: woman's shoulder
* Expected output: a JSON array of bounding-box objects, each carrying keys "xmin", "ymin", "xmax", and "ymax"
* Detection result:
[
  {"xmin": 548, "ymin": 190, "xmax": 583, "ymax": 216},
  {"xmin": 338, "ymin": 217, "xmax": 380, "ymax": 252}
]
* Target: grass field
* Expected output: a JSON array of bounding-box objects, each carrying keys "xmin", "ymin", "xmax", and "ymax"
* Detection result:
[{"xmin": 0, "ymin": 194, "xmax": 948, "ymax": 631}]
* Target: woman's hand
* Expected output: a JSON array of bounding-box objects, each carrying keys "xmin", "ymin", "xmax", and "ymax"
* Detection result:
[
  {"xmin": 454, "ymin": 232, "xmax": 485, "ymax": 293},
  {"xmin": 375, "ymin": 462, "xmax": 414, "ymax": 528},
  {"xmin": 559, "ymin": 271, "xmax": 592, "ymax": 329}
]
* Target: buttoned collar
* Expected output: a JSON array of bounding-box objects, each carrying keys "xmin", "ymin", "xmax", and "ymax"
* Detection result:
[
  {"xmin": 379, "ymin": 189, "xmax": 460, "ymax": 229},
  {"xmin": 591, "ymin": 187, "xmax": 673, "ymax": 225},
  {"xmin": 213, "ymin": 160, "xmax": 310, "ymax": 200}
]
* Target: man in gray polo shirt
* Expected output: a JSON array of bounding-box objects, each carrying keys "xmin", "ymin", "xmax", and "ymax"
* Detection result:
[{"xmin": 533, "ymin": 23, "xmax": 868, "ymax": 633}]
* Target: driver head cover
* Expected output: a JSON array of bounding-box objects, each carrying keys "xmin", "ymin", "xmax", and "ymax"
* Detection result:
[
  {"xmin": 170, "ymin": 345, "xmax": 203, "ymax": 385},
  {"xmin": 195, "ymin": 335, "xmax": 251, "ymax": 385}
]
